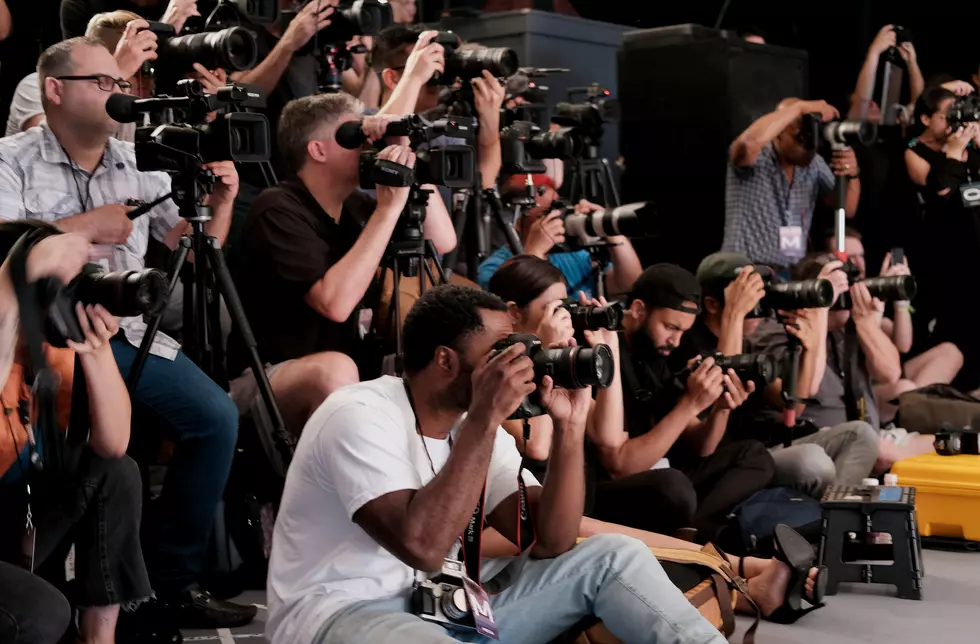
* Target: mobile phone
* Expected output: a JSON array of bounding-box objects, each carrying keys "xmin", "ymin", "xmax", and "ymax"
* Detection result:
[{"xmin": 891, "ymin": 247, "xmax": 905, "ymax": 265}]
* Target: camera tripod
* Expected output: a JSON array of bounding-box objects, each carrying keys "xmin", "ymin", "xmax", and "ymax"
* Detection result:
[
  {"xmin": 569, "ymin": 143, "xmax": 621, "ymax": 207},
  {"xmin": 379, "ymin": 186, "xmax": 450, "ymax": 374},
  {"xmin": 125, "ymin": 168, "xmax": 294, "ymax": 470},
  {"xmin": 443, "ymin": 180, "xmax": 524, "ymax": 280}
]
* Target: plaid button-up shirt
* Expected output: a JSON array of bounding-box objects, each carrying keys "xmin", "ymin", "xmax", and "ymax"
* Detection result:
[
  {"xmin": 722, "ymin": 143, "xmax": 835, "ymax": 266},
  {"xmin": 0, "ymin": 123, "xmax": 183, "ymax": 360}
]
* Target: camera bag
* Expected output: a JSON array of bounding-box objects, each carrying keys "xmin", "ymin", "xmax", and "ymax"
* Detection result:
[
  {"xmin": 558, "ymin": 543, "xmax": 758, "ymax": 644},
  {"xmin": 896, "ymin": 384, "xmax": 980, "ymax": 435}
]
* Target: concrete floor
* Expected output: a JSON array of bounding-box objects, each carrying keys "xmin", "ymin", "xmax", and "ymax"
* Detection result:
[{"xmin": 182, "ymin": 549, "xmax": 980, "ymax": 643}]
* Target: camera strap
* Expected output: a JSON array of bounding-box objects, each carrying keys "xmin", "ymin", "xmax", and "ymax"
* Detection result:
[{"xmin": 403, "ymin": 380, "xmax": 535, "ymax": 591}]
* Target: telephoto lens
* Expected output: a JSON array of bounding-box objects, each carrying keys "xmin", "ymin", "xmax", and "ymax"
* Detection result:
[
  {"xmin": 562, "ymin": 299, "xmax": 625, "ymax": 333},
  {"xmin": 319, "ymin": 0, "xmax": 394, "ymax": 42},
  {"xmin": 763, "ymin": 279, "xmax": 835, "ymax": 312},
  {"xmin": 446, "ymin": 46, "xmax": 518, "ymax": 80},
  {"xmin": 162, "ymin": 26, "xmax": 258, "ymax": 72},
  {"xmin": 822, "ymin": 120, "xmax": 877, "ymax": 147},
  {"xmin": 562, "ymin": 202, "xmax": 656, "ymax": 243},
  {"xmin": 73, "ymin": 267, "xmax": 170, "ymax": 318},
  {"xmin": 863, "ymin": 275, "xmax": 916, "ymax": 302},
  {"xmin": 713, "ymin": 352, "xmax": 779, "ymax": 385}
]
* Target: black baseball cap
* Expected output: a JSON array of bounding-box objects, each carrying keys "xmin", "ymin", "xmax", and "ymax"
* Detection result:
[
  {"xmin": 629, "ymin": 263, "xmax": 701, "ymax": 314},
  {"xmin": 696, "ymin": 251, "xmax": 753, "ymax": 299}
]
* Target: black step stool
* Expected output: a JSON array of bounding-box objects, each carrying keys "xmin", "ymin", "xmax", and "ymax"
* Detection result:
[{"xmin": 819, "ymin": 485, "xmax": 923, "ymax": 600}]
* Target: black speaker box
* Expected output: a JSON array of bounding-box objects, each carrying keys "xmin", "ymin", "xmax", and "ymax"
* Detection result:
[{"xmin": 618, "ymin": 24, "xmax": 808, "ymax": 271}]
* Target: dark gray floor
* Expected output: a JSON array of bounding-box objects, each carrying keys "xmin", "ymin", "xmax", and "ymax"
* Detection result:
[{"xmin": 183, "ymin": 550, "xmax": 980, "ymax": 643}]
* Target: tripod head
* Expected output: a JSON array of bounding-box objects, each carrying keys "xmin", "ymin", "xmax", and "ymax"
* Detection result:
[{"xmin": 392, "ymin": 184, "xmax": 433, "ymax": 249}]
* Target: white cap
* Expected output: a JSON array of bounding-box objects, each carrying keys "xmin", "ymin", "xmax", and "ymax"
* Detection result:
[
  {"xmin": 884, "ymin": 473, "xmax": 899, "ymax": 486},
  {"xmin": 862, "ymin": 478, "xmax": 879, "ymax": 487}
]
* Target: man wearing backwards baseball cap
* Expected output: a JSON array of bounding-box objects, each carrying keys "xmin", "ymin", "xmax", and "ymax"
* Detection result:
[
  {"xmin": 587, "ymin": 263, "xmax": 775, "ymax": 546},
  {"xmin": 675, "ymin": 251, "xmax": 879, "ymax": 498}
]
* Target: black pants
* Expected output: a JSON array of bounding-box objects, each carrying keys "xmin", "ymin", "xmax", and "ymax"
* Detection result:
[
  {"xmin": 676, "ymin": 440, "xmax": 775, "ymax": 544},
  {"xmin": 0, "ymin": 451, "xmax": 152, "ymax": 609},
  {"xmin": 590, "ymin": 440, "xmax": 774, "ymax": 543},
  {"xmin": 590, "ymin": 468, "xmax": 697, "ymax": 536},
  {"xmin": 0, "ymin": 561, "xmax": 71, "ymax": 644}
]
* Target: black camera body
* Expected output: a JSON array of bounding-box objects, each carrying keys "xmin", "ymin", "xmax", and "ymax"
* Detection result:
[
  {"xmin": 411, "ymin": 559, "xmax": 475, "ymax": 631},
  {"xmin": 799, "ymin": 114, "xmax": 877, "ymax": 151},
  {"xmin": 834, "ymin": 260, "xmax": 917, "ymax": 310},
  {"xmin": 500, "ymin": 120, "xmax": 584, "ymax": 175},
  {"xmin": 948, "ymin": 95, "xmax": 980, "ymax": 130},
  {"xmin": 282, "ymin": 0, "xmax": 393, "ymax": 56},
  {"xmin": 492, "ymin": 333, "xmax": 614, "ymax": 419},
  {"xmin": 37, "ymin": 264, "xmax": 169, "ymax": 347},
  {"xmin": 725, "ymin": 266, "xmax": 835, "ymax": 318},
  {"xmin": 713, "ymin": 352, "xmax": 779, "ymax": 385},
  {"xmin": 550, "ymin": 84, "xmax": 619, "ymax": 147}
]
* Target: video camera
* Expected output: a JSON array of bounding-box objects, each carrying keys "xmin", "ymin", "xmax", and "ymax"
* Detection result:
[
  {"xmin": 834, "ymin": 261, "xmax": 917, "ymax": 310},
  {"xmin": 799, "ymin": 114, "xmax": 877, "ymax": 151},
  {"xmin": 551, "ymin": 84, "xmax": 619, "ymax": 146},
  {"xmin": 492, "ymin": 333, "xmax": 614, "ymax": 418},
  {"xmin": 342, "ymin": 115, "xmax": 476, "ymax": 190},
  {"xmin": 948, "ymin": 95, "xmax": 980, "ymax": 130},
  {"xmin": 107, "ymin": 79, "xmax": 271, "ymax": 174},
  {"xmin": 561, "ymin": 298, "xmax": 625, "ymax": 333},
  {"xmin": 37, "ymin": 264, "xmax": 169, "ymax": 347}
]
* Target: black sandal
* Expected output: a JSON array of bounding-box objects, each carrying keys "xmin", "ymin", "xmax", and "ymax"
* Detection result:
[{"xmin": 765, "ymin": 523, "xmax": 828, "ymax": 624}]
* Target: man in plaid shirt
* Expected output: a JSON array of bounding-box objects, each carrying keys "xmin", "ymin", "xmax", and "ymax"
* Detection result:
[{"xmin": 723, "ymin": 98, "xmax": 861, "ymax": 268}]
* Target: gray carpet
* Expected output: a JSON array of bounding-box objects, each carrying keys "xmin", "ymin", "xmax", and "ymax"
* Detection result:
[{"xmin": 183, "ymin": 549, "xmax": 980, "ymax": 643}]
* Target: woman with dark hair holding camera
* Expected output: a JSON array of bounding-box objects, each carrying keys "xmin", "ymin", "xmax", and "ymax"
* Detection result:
[
  {"xmin": 905, "ymin": 81, "xmax": 980, "ymax": 390},
  {"xmin": 485, "ymin": 254, "xmax": 825, "ymax": 624},
  {"xmin": 0, "ymin": 221, "xmax": 152, "ymax": 644}
]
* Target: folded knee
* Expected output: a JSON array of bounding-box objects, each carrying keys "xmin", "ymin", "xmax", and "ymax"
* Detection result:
[
  {"xmin": 792, "ymin": 445, "xmax": 836, "ymax": 489},
  {"xmin": 842, "ymin": 421, "xmax": 879, "ymax": 451},
  {"xmin": 194, "ymin": 390, "xmax": 239, "ymax": 448},
  {"xmin": 309, "ymin": 353, "xmax": 360, "ymax": 398}
]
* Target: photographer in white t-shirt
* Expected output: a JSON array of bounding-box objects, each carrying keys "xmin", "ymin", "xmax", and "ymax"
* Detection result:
[{"xmin": 267, "ymin": 284, "xmax": 725, "ymax": 644}]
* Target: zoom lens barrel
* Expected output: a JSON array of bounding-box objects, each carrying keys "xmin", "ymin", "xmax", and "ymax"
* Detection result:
[
  {"xmin": 535, "ymin": 344, "xmax": 614, "ymax": 389},
  {"xmin": 862, "ymin": 275, "xmax": 916, "ymax": 303},
  {"xmin": 564, "ymin": 300, "xmax": 624, "ymax": 332},
  {"xmin": 563, "ymin": 202, "xmax": 655, "ymax": 241},
  {"xmin": 764, "ymin": 279, "xmax": 835, "ymax": 311},
  {"xmin": 448, "ymin": 47, "xmax": 518, "ymax": 80},
  {"xmin": 526, "ymin": 127, "xmax": 583, "ymax": 160},
  {"xmin": 74, "ymin": 269, "xmax": 169, "ymax": 318},
  {"xmin": 162, "ymin": 26, "xmax": 258, "ymax": 72},
  {"xmin": 713, "ymin": 353, "xmax": 778, "ymax": 385}
]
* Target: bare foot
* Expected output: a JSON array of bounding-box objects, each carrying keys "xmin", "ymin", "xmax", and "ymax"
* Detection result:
[{"xmin": 746, "ymin": 557, "xmax": 819, "ymax": 617}]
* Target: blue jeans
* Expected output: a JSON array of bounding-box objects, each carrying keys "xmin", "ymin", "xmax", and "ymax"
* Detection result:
[
  {"xmin": 314, "ymin": 534, "xmax": 725, "ymax": 644},
  {"xmin": 112, "ymin": 337, "xmax": 239, "ymax": 595}
]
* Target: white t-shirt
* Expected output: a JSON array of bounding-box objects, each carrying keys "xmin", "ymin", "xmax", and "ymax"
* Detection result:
[
  {"xmin": 266, "ymin": 375, "xmax": 540, "ymax": 644},
  {"xmin": 5, "ymin": 73, "xmax": 43, "ymax": 137}
]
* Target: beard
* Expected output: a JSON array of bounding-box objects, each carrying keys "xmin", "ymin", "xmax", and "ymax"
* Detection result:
[{"xmin": 632, "ymin": 324, "xmax": 675, "ymax": 358}]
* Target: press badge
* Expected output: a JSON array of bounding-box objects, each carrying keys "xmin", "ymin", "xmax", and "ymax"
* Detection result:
[
  {"xmin": 462, "ymin": 575, "xmax": 500, "ymax": 640},
  {"xmin": 779, "ymin": 225, "xmax": 804, "ymax": 258}
]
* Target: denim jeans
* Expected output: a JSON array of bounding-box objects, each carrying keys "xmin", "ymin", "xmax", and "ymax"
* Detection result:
[
  {"xmin": 111, "ymin": 337, "xmax": 239, "ymax": 595},
  {"xmin": 314, "ymin": 534, "xmax": 726, "ymax": 644},
  {"xmin": 0, "ymin": 451, "xmax": 152, "ymax": 609},
  {"xmin": 0, "ymin": 561, "xmax": 71, "ymax": 644}
]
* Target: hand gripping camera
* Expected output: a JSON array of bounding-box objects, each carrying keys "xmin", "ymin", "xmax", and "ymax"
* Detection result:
[
  {"xmin": 37, "ymin": 264, "xmax": 169, "ymax": 347},
  {"xmin": 713, "ymin": 352, "xmax": 779, "ymax": 385},
  {"xmin": 412, "ymin": 559, "xmax": 475, "ymax": 630},
  {"xmin": 834, "ymin": 261, "xmax": 917, "ymax": 310},
  {"xmin": 561, "ymin": 298, "xmax": 626, "ymax": 333},
  {"xmin": 730, "ymin": 266, "xmax": 836, "ymax": 318},
  {"xmin": 492, "ymin": 333, "xmax": 613, "ymax": 419}
]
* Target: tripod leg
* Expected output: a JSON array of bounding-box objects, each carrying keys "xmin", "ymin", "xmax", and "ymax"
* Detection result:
[
  {"xmin": 203, "ymin": 238, "xmax": 295, "ymax": 467},
  {"xmin": 126, "ymin": 237, "xmax": 191, "ymax": 392},
  {"xmin": 442, "ymin": 191, "xmax": 470, "ymax": 274},
  {"xmin": 600, "ymin": 158, "xmax": 621, "ymax": 207},
  {"xmin": 424, "ymin": 240, "xmax": 449, "ymax": 284},
  {"xmin": 484, "ymin": 189, "xmax": 524, "ymax": 255}
]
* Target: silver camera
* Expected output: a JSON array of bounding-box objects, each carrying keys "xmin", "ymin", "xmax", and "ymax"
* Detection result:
[{"xmin": 411, "ymin": 559, "xmax": 475, "ymax": 631}]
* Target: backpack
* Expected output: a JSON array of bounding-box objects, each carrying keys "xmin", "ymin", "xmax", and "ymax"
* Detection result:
[
  {"xmin": 896, "ymin": 384, "xmax": 980, "ymax": 435},
  {"xmin": 733, "ymin": 487, "xmax": 823, "ymax": 557}
]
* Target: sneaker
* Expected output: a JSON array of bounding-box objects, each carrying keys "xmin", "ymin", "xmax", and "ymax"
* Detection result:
[{"xmin": 169, "ymin": 589, "xmax": 257, "ymax": 629}]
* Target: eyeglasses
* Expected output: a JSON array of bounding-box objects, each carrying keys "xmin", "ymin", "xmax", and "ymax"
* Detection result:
[{"xmin": 55, "ymin": 74, "xmax": 132, "ymax": 92}]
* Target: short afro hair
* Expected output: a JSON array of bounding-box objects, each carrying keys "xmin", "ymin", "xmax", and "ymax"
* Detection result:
[
  {"xmin": 374, "ymin": 23, "xmax": 424, "ymax": 71},
  {"xmin": 402, "ymin": 285, "xmax": 508, "ymax": 374}
]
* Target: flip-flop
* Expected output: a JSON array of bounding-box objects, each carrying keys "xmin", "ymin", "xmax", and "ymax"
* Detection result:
[{"xmin": 764, "ymin": 523, "xmax": 828, "ymax": 624}]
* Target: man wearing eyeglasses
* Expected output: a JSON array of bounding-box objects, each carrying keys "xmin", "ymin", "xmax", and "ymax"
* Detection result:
[{"xmin": 0, "ymin": 37, "xmax": 256, "ymax": 629}]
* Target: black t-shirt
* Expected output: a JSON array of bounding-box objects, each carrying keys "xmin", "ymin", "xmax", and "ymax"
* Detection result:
[
  {"xmin": 227, "ymin": 179, "xmax": 375, "ymax": 377},
  {"xmin": 60, "ymin": 0, "xmax": 165, "ymax": 37},
  {"xmin": 240, "ymin": 25, "xmax": 318, "ymax": 184}
]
